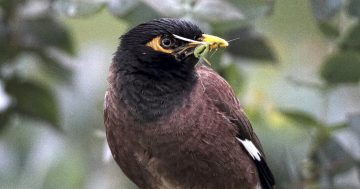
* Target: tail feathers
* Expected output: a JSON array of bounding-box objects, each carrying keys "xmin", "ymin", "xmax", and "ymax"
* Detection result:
[{"xmin": 254, "ymin": 156, "xmax": 275, "ymax": 189}]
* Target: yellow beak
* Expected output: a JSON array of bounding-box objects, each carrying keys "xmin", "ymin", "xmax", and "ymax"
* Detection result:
[{"xmin": 201, "ymin": 34, "xmax": 229, "ymax": 50}]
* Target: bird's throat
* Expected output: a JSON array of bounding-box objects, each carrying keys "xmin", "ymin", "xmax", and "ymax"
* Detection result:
[{"xmin": 112, "ymin": 52, "xmax": 197, "ymax": 123}]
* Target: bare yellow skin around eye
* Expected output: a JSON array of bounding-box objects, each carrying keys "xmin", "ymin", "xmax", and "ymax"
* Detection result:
[{"xmin": 146, "ymin": 36, "xmax": 173, "ymax": 54}]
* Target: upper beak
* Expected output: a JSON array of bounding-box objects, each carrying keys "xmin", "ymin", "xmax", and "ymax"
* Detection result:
[{"xmin": 201, "ymin": 34, "xmax": 229, "ymax": 50}]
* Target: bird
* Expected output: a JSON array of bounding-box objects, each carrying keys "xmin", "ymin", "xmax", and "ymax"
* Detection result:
[{"xmin": 104, "ymin": 18, "xmax": 275, "ymax": 189}]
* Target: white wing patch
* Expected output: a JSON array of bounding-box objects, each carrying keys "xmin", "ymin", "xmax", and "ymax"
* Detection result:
[{"xmin": 237, "ymin": 138, "xmax": 262, "ymax": 161}]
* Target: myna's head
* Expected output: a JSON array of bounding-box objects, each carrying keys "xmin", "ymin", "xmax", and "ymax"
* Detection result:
[{"xmin": 119, "ymin": 18, "xmax": 228, "ymax": 68}]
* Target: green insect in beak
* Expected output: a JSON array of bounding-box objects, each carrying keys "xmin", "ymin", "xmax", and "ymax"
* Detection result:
[
  {"xmin": 194, "ymin": 43, "xmax": 210, "ymax": 58},
  {"xmin": 194, "ymin": 43, "xmax": 211, "ymax": 65},
  {"xmin": 173, "ymin": 34, "xmax": 229, "ymax": 65}
]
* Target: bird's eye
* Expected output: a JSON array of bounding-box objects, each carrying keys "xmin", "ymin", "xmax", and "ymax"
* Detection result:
[{"xmin": 161, "ymin": 37, "xmax": 173, "ymax": 48}]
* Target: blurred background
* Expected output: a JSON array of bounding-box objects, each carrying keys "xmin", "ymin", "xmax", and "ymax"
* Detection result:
[{"xmin": 0, "ymin": 0, "xmax": 359, "ymax": 189}]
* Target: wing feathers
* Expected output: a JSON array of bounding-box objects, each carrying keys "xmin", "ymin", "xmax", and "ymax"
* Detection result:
[
  {"xmin": 237, "ymin": 138, "xmax": 275, "ymax": 189},
  {"xmin": 237, "ymin": 138, "xmax": 261, "ymax": 161},
  {"xmin": 197, "ymin": 66, "xmax": 275, "ymax": 188}
]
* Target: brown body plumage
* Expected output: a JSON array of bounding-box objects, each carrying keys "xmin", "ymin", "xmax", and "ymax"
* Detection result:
[{"xmin": 104, "ymin": 18, "xmax": 274, "ymax": 189}]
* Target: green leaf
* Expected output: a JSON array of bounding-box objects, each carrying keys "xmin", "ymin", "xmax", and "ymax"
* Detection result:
[
  {"xmin": 320, "ymin": 51, "xmax": 360, "ymax": 84},
  {"xmin": 193, "ymin": 0, "xmax": 244, "ymax": 23},
  {"xmin": 328, "ymin": 122, "xmax": 348, "ymax": 132},
  {"xmin": 112, "ymin": 2, "xmax": 160, "ymax": 24},
  {"xmin": 349, "ymin": 114, "xmax": 360, "ymax": 135},
  {"xmin": 310, "ymin": 0, "xmax": 343, "ymax": 21},
  {"xmin": 310, "ymin": 0, "xmax": 343, "ymax": 39},
  {"xmin": 0, "ymin": 27, "xmax": 9, "ymax": 64},
  {"xmin": 43, "ymin": 152, "xmax": 85, "ymax": 189},
  {"xmin": 53, "ymin": 0, "xmax": 105, "ymax": 17},
  {"xmin": 143, "ymin": 0, "xmax": 184, "ymax": 17},
  {"xmin": 0, "ymin": 22, "xmax": 20, "ymax": 64},
  {"xmin": 347, "ymin": 0, "xmax": 360, "ymax": 18},
  {"xmin": 340, "ymin": 22, "xmax": 360, "ymax": 51},
  {"xmin": 18, "ymin": 17, "xmax": 74, "ymax": 54},
  {"xmin": 229, "ymin": 0, "xmax": 275, "ymax": 19},
  {"xmin": 0, "ymin": 0, "xmax": 25, "ymax": 14},
  {"xmin": 37, "ymin": 51, "xmax": 73, "ymax": 84},
  {"xmin": 218, "ymin": 63, "xmax": 244, "ymax": 95},
  {"xmin": 318, "ymin": 21, "xmax": 340, "ymax": 38},
  {"xmin": 319, "ymin": 137, "xmax": 355, "ymax": 176},
  {"xmin": 226, "ymin": 27, "xmax": 276, "ymax": 61},
  {"xmin": 280, "ymin": 109, "xmax": 320, "ymax": 128},
  {"xmin": 5, "ymin": 78, "xmax": 60, "ymax": 128},
  {"xmin": 0, "ymin": 109, "xmax": 12, "ymax": 134},
  {"xmin": 106, "ymin": 0, "xmax": 140, "ymax": 17}
]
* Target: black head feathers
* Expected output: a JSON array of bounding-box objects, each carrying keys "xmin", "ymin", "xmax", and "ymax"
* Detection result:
[
  {"xmin": 120, "ymin": 18, "xmax": 203, "ymax": 49},
  {"xmin": 116, "ymin": 18, "xmax": 203, "ymax": 67}
]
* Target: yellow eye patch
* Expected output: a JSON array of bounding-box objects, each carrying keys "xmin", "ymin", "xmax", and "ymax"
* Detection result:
[{"xmin": 146, "ymin": 36, "xmax": 173, "ymax": 54}]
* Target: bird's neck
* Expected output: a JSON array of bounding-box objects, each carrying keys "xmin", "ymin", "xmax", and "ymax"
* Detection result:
[{"xmin": 111, "ymin": 51, "xmax": 198, "ymax": 122}]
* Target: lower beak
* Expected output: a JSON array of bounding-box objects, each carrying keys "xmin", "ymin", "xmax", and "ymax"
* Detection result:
[{"xmin": 201, "ymin": 34, "xmax": 229, "ymax": 50}]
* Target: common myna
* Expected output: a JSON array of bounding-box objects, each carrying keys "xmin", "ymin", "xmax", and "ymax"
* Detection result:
[{"xmin": 104, "ymin": 18, "xmax": 275, "ymax": 189}]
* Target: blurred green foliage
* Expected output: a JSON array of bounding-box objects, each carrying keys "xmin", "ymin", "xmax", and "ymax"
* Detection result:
[{"xmin": 0, "ymin": 0, "xmax": 359, "ymax": 189}]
